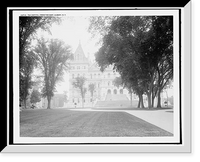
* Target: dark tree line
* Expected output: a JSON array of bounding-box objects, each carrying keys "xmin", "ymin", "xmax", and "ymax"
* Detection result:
[
  {"xmin": 19, "ymin": 16, "xmax": 72, "ymax": 109},
  {"xmin": 89, "ymin": 16, "xmax": 173, "ymax": 108}
]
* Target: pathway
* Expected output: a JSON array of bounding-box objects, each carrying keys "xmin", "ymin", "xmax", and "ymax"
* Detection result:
[{"xmin": 68, "ymin": 108, "xmax": 174, "ymax": 134}]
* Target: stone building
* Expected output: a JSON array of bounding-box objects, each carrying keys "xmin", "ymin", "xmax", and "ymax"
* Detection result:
[{"xmin": 66, "ymin": 42, "xmax": 135, "ymax": 108}]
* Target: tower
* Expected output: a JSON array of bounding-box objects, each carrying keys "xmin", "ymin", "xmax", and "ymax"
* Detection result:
[{"xmin": 67, "ymin": 42, "xmax": 132, "ymax": 108}]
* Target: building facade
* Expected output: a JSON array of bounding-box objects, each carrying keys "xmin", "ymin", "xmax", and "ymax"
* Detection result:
[{"xmin": 66, "ymin": 43, "xmax": 131, "ymax": 108}]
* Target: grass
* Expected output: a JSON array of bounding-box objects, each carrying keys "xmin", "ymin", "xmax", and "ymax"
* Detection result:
[{"xmin": 20, "ymin": 108, "xmax": 173, "ymax": 137}]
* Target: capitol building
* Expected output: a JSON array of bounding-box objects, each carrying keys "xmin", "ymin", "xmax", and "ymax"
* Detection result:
[{"xmin": 66, "ymin": 42, "xmax": 137, "ymax": 108}]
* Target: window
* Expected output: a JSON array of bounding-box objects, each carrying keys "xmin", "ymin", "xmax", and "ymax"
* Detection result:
[
  {"xmin": 77, "ymin": 66, "xmax": 80, "ymax": 69},
  {"xmin": 98, "ymin": 73, "xmax": 100, "ymax": 78},
  {"xmin": 108, "ymin": 81, "xmax": 110, "ymax": 86}
]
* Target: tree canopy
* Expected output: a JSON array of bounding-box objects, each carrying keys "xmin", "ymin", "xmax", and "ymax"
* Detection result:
[
  {"xmin": 34, "ymin": 37, "xmax": 72, "ymax": 109},
  {"xmin": 19, "ymin": 16, "xmax": 61, "ymax": 108},
  {"xmin": 90, "ymin": 16, "xmax": 173, "ymax": 108},
  {"xmin": 72, "ymin": 76, "xmax": 87, "ymax": 108}
]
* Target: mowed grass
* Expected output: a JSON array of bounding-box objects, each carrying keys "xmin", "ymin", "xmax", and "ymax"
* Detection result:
[{"xmin": 20, "ymin": 109, "xmax": 173, "ymax": 137}]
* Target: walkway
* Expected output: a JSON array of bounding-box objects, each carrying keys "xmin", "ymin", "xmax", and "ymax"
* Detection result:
[{"xmin": 68, "ymin": 108, "xmax": 174, "ymax": 134}]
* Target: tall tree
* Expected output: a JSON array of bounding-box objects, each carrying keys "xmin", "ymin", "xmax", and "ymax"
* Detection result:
[
  {"xmin": 34, "ymin": 38, "xmax": 72, "ymax": 109},
  {"xmin": 30, "ymin": 89, "xmax": 41, "ymax": 106},
  {"xmin": 19, "ymin": 16, "xmax": 61, "ymax": 108},
  {"xmin": 139, "ymin": 16, "xmax": 173, "ymax": 108},
  {"xmin": 20, "ymin": 51, "xmax": 35, "ymax": 108},
  {"xmin": 90, "ymin": 16, "xmax": 173, "ymax": 109},
  {"xmin": 72, "ymin": 76, "xmax": 87, "ymax": 108},
  {"xmin": 88, "ymin": 83, "xmax": 95, "ymax": 105},
  {"xmin": 94, "ymin": 16, "xmax": 151, "ymax": 107}
]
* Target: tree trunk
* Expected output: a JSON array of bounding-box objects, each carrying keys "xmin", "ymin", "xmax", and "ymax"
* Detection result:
[
  {"xmin": 140, "ymin": 94, "xmax": 145, "ymax": 108},
  {"xmin": 24, "ymin": 99, "xmax": 27, "ymax": 109},
  {"xmin": 137, "ymin": 94, "xmax": 141, "ymax": 108},
  {"xmin": 152, "ymin": 96, "xmax": 155, "ymax": 108},
  {"xmin": 47, "ymin": 96, "xmax": 51, "ymax": 109},
  {"xmin": 157, "ymin": 89, "xmax": 162, "ymax": 108},
  {"xmin": 147, "ymin": 92, "xmax": 152, "ymax": 109},
  {"xmin": 130, "ymin": 92, "xmax": 133, "ymax": 107}
]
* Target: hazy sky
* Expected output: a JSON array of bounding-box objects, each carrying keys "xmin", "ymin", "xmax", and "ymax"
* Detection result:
[{"xmin": 33, "ymin": 16, "xmax": 101, "ymax": 94}]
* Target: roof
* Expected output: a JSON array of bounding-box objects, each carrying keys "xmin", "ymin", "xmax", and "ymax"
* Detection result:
[{"xmin": 72, "ymin": 42, "xmax": 89, "ymax": 63}]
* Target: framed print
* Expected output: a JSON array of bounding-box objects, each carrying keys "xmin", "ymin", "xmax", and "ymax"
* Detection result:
[{"xmin": 2, "ymin": 1, "xmax": 191, "ymax": 152}]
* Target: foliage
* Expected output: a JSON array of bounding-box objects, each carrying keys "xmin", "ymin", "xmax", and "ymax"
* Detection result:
[
  {"xmin": 19, "ymin": 16, "xmax": 61, "ymax": 108},
  {"xmin": 72, "ymin": 76, "xmax": 87, "ymax": 107},
  {"xmin": 20, "ymin": 51, "xmax": 35, "ymax": 108},
  {"xmin": 30, "ymin": 89, "xmax": 41, "ymax": 104},
  {"xmin": 34, "ymin": 38, "xmax": 72, "ymax": 109},
  {"xmin": 88, "ymin": 83, "xmax": 95, "ymax": 102},
  {"xmin": 112, "ymin": 77, "xmax": 123, "ymax": 88},
  {"xmin": 90, "ymin": 16, "xmax": 173, "ymax": 108}
]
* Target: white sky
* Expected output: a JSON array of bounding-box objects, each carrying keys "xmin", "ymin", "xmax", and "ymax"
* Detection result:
[{"xmin": 33, "ymin": 16, "xmax": 101, "ymax": 94}]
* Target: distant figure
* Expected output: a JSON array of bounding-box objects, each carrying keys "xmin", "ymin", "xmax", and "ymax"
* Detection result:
[{"xmin": 74, "ymin": 103, "xmax": 77, "ymax": 108}]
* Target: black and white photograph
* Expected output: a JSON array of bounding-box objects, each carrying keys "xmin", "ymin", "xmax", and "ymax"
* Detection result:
[
  {"xmin": 17, "ymin": 10, "xmax": 178, "ymax": 140},
  {"xmin": 3, "ymin": 4, "xmax": 192, "ymax": 153}
]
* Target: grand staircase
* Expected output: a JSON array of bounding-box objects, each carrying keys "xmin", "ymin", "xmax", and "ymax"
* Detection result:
[{"xmin": 94, "ymin": 94, "xmax": 138, "ymax": 108}]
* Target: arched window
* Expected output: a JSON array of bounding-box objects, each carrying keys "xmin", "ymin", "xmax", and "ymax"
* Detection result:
[
  {"xmin": 120, "ymin": 89, "xmax": 123, "ymax": 94},
  {"xmin": 114, "ymin": 89, "xmax": 117, "ymax": 94},
  {"xmin": 107, "ymin": 89, "xmax": 111, "ymax": 94}
]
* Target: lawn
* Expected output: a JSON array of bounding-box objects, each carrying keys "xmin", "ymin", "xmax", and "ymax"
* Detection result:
[{"xmin": 20, "ymin": 109, "xmax": 173, "ymax": 137}]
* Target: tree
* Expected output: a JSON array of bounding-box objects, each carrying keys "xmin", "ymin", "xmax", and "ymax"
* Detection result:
[
  {"xmin": 19, "ymin": 16, "xmax": 61, "ymax": 109},
  {"xmin": 93, "ymin": 16, "xmax": 151, "ymax": 107},
  {"xmin": 139, "ymin": 16, "xmax": 173, "ymax": 108},
  {"xmin": 88, "ymin": 83, "xmax": 95, "ymax": 104},
  {"xmin": 90, "ymin": 16, "xmax": 173, "ymax": 109},
  {"xmin": 20, "ymin": 51, "xmax": 35, "ymax": 109},
  {"xmin": 72, "ymin": 76, "xmax": 87, "ymax": 108},
  {"xmin": 34, "ymin": 38, "xmax": 72, "ymax": 109},
  {"xmin": 30, "ymin": 89, "xmax": 41, "ymax": 106}
]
